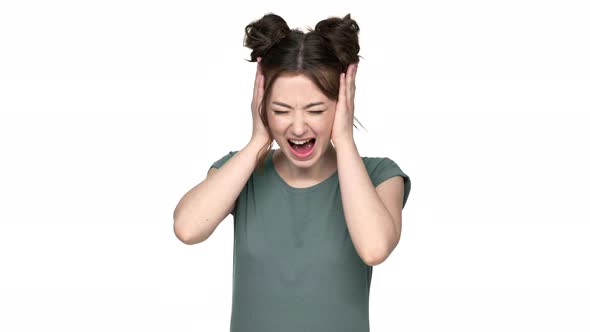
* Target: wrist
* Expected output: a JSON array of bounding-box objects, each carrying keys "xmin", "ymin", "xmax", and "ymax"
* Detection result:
[
  {"xmin": 248, "ymin": 136, "xmax": 271, "ymax": 149},
  {"xmin": 332, "ymin": 136, "xmax": 355, "ymax": 151}
]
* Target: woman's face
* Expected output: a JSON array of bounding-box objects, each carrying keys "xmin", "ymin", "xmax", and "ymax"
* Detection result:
[{"xmin": 266, "ymin": 73, "xmax": 336, "ymax": 166}]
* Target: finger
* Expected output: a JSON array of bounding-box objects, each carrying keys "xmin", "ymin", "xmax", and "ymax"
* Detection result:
[
  {"xmin": 338, "ymin": 72, "xmax": 346, "ymax": 104},
  {"xmin": 346, "ymin": 64, "xmax": 355, "ymax": 102},
  {"xmin": 253, "ymin": 59, "xmax": 261, "ymax": 98},
  {"xmin": 352, "ymin": 63, "xmax": 357, "ymax": 87},
  {"xmin": 346, "ymin": 63, "xmax": 354, "ymax": 85},
  {"xmin": 257, "ymin": 70, "xmax": 265, "ymax": 106}
]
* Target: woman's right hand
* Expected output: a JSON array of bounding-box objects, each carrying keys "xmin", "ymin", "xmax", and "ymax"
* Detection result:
[{"xmin": 250, "ymin": 57, "xmax": 271, "ymax": 144}]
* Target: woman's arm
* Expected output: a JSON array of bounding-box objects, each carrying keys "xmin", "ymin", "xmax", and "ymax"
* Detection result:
[
  {"xmin": 173, "ymin": 138, "xmax": 267, "ymax": 245},
  {"xmin": 335, "ymin": 139, "xmax": 403, "ymax": 266}
]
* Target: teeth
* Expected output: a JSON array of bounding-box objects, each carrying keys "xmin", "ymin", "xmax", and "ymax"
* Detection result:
[{"xmin": 289, "ymin": 138, "xmax": 313, "ymax": 145}]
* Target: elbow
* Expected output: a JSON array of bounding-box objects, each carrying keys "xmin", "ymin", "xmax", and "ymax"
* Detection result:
[
  {"xmin": 360, "ymin": 246, "xmax": 386, "ymax": 266},
  {"xmin": 173, "ymin": 216, "xmax": 207, "ymax": 245},
  {"xmin": 174, "ymin": 229, "xmax": 197, "ymax": 245},
  {"xmin": 174, "ymin": 225, "xmax": 206, "ymax": 245},
  {"xmin": 173, "ymin": 224, "xmax": 195, "ymax": 245},
  {"xmin": 363, "ymin": 253, "xmax": 386, "ymax": 267},
  {"xmin": 363, "ymin": 239, "xmax": 399, "ymax": 267}
]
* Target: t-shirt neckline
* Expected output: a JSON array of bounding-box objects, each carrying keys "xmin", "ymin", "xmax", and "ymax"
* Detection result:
[{"xmin": 268, "ymin": 149, "xmax": 338, "ymax": 193}]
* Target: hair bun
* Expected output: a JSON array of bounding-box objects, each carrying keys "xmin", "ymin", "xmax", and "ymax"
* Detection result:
[
  {"xmin": 314, "ymin": 13, "xmax": 360, "ymax": 67},
  {"xmin": 244, "ymin": 13, "xmax": 291, "ymax": 61}
]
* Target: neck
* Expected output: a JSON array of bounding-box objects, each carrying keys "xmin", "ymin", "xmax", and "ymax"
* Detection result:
[{"xmin": 275, "ymin": 142, "xmax": 337, "ymax": 181}]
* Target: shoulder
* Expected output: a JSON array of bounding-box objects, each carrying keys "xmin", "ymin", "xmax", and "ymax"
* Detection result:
[
  {"xmin": 362, "ymin": 156, "xmax": 401, "ymax": 176},
  {"xmin": 210, "ymin": 150, "xmax": 240, "ymax": 170},
  {"xmin": 362, "ymin": 155, "xmax": 411, "ymax": 208}
]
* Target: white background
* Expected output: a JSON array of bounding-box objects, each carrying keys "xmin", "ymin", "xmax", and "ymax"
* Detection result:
[{"xmin": 1, "ymin": 1, "xmax": 589, "ymax": 331}]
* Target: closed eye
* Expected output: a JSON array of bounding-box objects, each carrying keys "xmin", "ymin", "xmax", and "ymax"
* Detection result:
[{"xmin": 272, "ymin": 110, "xmax": 325, "ymax": 114}]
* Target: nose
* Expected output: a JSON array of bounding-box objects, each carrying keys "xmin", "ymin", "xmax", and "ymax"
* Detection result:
[{"xmin": 289, "ymin": 112, "xmax": 311, "ymax": 136}]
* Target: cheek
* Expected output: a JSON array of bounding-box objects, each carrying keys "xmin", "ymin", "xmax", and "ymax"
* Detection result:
[
  {"xmin": 324, "ymin": 117, "xmax": 335, "ymax": 130},
  {"xmin": 267, "ymin": 120, "xmax": 285, "ymax": 138},
  {"xmin": 269, "ymin": 118, "xmax": 290, "ymax": 130}
]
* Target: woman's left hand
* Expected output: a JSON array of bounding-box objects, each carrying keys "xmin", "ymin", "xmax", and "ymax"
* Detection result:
[{"xmin": 331, "ymin": 62, "xmax": 358, "ymax": 147}]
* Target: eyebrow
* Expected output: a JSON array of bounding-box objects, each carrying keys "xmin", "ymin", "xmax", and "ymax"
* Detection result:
[{"xmin": 271, "ymin": 101, "xmax": 325, "ymax": 109}]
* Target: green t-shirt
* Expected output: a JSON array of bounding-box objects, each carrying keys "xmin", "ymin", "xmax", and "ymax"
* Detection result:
[{"xmin": 209, "ymin": 148, "xmax": 411, "ymax": 332}]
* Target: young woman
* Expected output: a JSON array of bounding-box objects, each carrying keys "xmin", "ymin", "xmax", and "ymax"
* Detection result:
[{"xmin": 173, "ymin": 13, "xmax": 411, "ymax": 332}]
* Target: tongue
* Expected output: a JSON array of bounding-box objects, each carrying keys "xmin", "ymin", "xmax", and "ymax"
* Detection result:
[{"xmin": 293, "ymin": 140, "xmax": 314, "ymax": 153}]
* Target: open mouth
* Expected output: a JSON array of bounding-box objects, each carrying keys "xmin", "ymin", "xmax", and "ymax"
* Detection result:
[{"xmin": 287, "ymin": 138, "xmax": 316, "ymax": 158}]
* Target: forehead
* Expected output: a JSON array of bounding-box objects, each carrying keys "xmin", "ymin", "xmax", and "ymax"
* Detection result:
[{"xmin": 270, "ymin": 74, "xmax": 326, "ymax": 101}]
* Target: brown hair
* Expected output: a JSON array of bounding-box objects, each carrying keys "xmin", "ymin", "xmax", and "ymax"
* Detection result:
[{"xmin": 243, "ymin": 13, "xmax": 366, "ymax": 175}]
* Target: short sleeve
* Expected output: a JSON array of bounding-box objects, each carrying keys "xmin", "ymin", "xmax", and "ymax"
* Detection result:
[
  {"xmin": 368, "ymin": 157, "xmax": 412, "ymax": 209},
  {"xmin": 209, "ymin": 150, "xmax": 239, "ymax": 171},
  {"xmin": 208, "ymin": 150, "xmax": 240, "ymax": 216}
]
